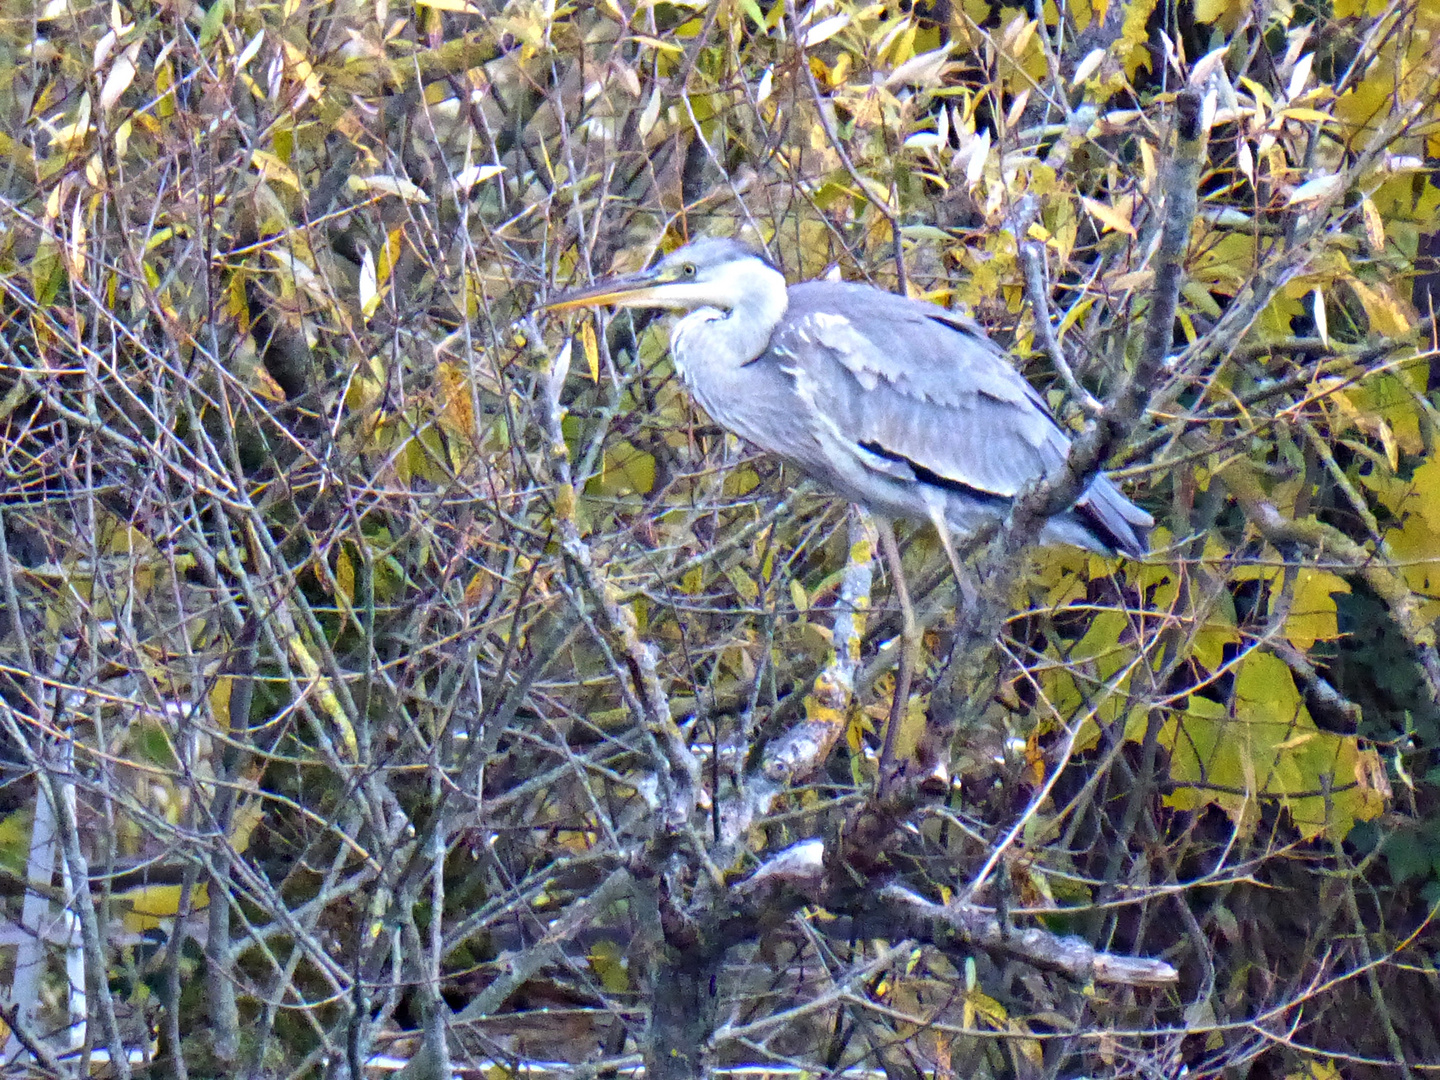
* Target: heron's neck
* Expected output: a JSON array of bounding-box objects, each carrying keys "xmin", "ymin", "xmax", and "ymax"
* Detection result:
[{"xmin": 672, "ymin": 263, "xmax": 788, "ymax": 374}]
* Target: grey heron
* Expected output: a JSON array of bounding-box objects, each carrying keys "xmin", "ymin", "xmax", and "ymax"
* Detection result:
[
  {"xmin": 546, "ymin": 238, "xmax": 1152, "ymax": 766},
  {"xmin": 547, "ymin": 237, "xmax": 1151, "ymax": 555}
]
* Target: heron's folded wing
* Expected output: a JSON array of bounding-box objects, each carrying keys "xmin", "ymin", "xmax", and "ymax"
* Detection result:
[{"xmin": 776, "ymin": 284, "xmax": 1073, "ymax": 501}]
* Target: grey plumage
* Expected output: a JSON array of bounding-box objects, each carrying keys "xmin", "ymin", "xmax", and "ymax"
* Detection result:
[{"xmin": 547, "ymin": 237, "xmax": 1151, "ymax": 558}]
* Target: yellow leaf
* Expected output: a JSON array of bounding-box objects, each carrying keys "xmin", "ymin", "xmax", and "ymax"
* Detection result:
[
  {"xmin": 581, "ymin": 321, "xmax": 599, "ymax": 382},
  {"xmin": 1406, "ymin": 459, "xmax": 1440, "ymax": 533},
  {"xmin": 116, "ymin": 883, "xmax": 210, "ymax": 933},
  {"xmin": 251, "ymin": 365, "xmax": 288, "ymax": 402},
  {"xmin": 727, "ymin": 565, "xmax": 759, "ymax": 603},
  {"xmin": 1193, "ymin": 0, "xmax": 1238, "ymax": 22},
  {"xmin": 1124, "ymin": 137, "xmax": 1152, "ymax": 193},
  {"xmin": 1081, "ymin": 195, "xmax": 1136, "ymax": 236},
  {"xmin": 210, "ymin": 675, "xmax": 233, "ymax": 730},
  {"xmin": 1001, "ymin": 16, "xmax": 1037, "ymax": 59},
  {"xmin": 1119, "ymin": 0, "xmax": 1160, "ymax": 77},
  {"xmin": 1280, "ymin": 569, "xmax": 1350, "ymax": 651},
  {"xmin": 359, "ymin": 245, "xmax": 380, "ymax": 318},
  {"xmin": 1193, "ymin": 612, "xmax": 1239, "ymax": 673},
  {"xmin": 589, "ymin": 442, "xmax": 656, "ymax": 497},
  {"xmin": 1353, "ymin": 748, "xmax": 1392, "ymax": 799},
  {"xmin": 452, "ymin": 163, "xmax": 504, "ymax": 195},
  {"xmin": 378, "ymin": 225, "xmax": 404, "ymax": 287},
  {"xmin": 463, "ymin": 569, "xmax": 495, "ymax": 607},
  {"xmin": 251, "ymin": 149, "xmax": 300, "ymax": 191},
  {"xmin": 335, "ymin": 546, "xmax": 355, "ymax": 605},
  {"xmin": 681, "ymin": 566, "xmax": 704, "ymax": 595},
  {"xmin": 632, "ymin": 33, "xmax": 685, "ymax": 54},
  {"xmin": 67, "ymin": 196, "xmax": 86, "ymax": 278},
  {"xmin": 1348, "ymin": 278, "xmax": 1411, "ymax": 335},
  {"xmin": 229, "ymin": 792, "xmax": 265, "ymax": 854},
  {"xmin": 347, "ymin": 174, "xmax": 431, "ymax": 203},
  {"xmin": 279, "ymin": 39, "xmax": 323, "ymax": 98},
  {"xmin": 789, "ymin": 578, "xmax": 809, "ymax": 613},
  {"xmin": 588, "ymin": 940, "xmax": 631, "ymax": 993},
  {"xmin": 1285, "ymin": 1060, "xmax": 1342, "ymax": 1080},
  {"xmin": 1361, "ymin": 196, "xmax": 1386, "ymax": 253},
  {"xmin": 436, "ymin": 361, "xmax": 476, "ymax": 438},
  {"xmin": 1378, "ymin": 418, "xmax": 1399, "ymax": 470},
  {"xmin": 1277, "ymin": 107, "xmax": 1336, "ymax": 124},
  {"xmin": 1386, "ymin": 478, "xmax": 1440, "ymax": 599}
]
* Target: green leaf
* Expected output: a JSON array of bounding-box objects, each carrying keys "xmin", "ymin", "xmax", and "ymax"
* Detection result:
[
  {"xmin": 199, "ymin": 0, "xmax": 234, "ymax": 48},
  {"xmin": 1278, "ymin": 568, "xmax": 1350, "ymax": 651}
]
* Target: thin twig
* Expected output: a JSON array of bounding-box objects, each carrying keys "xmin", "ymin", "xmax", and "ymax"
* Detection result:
[
  {"xmin": 788, "ymin": 8, "xmax": 908, "ymax": 294},
  {"xmin": 1019, "ymin": 240, "xmax": 1103, "ymax": 416}
]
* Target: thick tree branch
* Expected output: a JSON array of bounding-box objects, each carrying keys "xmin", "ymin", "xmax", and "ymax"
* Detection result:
[
  {"xmin": 867, "ymin": 885, "xmax": 1180, "ymax": 988},
  {"xmin": 718, "ymin": 509, "xmax": 877, "ymax": 851},
  {"xmin": 916, "ymin": 89, "xmax": 1208, "ymax": 785}
]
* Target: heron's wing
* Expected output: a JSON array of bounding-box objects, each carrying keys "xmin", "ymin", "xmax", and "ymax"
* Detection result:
[{"xmin": 773, "ymin": 281, "xmax": 1075, "ymax": 502}]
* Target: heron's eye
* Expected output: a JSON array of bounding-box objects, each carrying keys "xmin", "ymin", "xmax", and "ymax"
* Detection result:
[{"xmin": 681, "ymin": 263, "xmax": 697, "ymax": 277}]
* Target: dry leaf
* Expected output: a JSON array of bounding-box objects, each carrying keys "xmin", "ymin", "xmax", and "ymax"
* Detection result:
[
  {"xmin": 1072, "ymin": 47, "xmax": 1106, "ymax": 86},
  {"xmin": 348, "ymin": 174, "xmax": 431, "ymax": 202},
  {"xmin": 802, "ymin": 13, "xmax": 850, "ymax": 48},
  {"xmin": 1189, "ymin": 45, "xmax": 1228, "ymax": 88},
  {"xmin": 100, "ymin": 41, "xmax": 140, "ymax": 110},
  {"xmin": 1286, "ymin": 173, "xmax": 1344, "ymax": 206},
  {"xmin": 1361, "ymin": 197, "xmax": 1385, "ymax": 253},
  {"xmin": 359, "ymin": 245, "xmax": 379, "ymax": 319},
  {"xmin": 452, "ymin": 163, "xmax": 505, "ymax": 195},
  {"xmin": 1082, "ymin": 195, "xmax": 1137, "ymax": 236},
  {"xmin": 885, "ymin": 45, "xmax": 951, "ymax": 89}
]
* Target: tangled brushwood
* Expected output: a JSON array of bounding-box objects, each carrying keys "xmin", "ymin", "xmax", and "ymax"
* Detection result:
[{"xmin": 1, "ymin": 1, "xmax": 1438, "ymax": 1077}]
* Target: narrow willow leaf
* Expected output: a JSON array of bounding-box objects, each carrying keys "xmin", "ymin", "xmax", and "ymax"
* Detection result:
[
  {"xmin": 802, "ymin": 13, "xmax": 850, "ymax": 48},
  {"xmin": 1286, "ymin": 173, "xmax": 1344, "ymax": 205},
  {"xmin": 100, "ymin": 41, "xmax": 140, "ymax": 112},
  {"xmin": 359, "ymin": 245, "xmax": 379, "ymax": 319},
  {"xmin": 1072, "ymin": 47, "xmax": 1105, "ymax": 86}
]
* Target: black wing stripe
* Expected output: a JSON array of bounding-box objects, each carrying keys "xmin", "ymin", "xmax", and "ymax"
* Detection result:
[{"xmin": 857, "ymin": 440, "xmax": 1011, "ymax": 507}]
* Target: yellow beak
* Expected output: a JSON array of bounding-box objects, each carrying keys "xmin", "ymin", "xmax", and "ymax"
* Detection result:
[{"xmin": 544, "ymin": 266, "xmax": 677, "ymax": 312}]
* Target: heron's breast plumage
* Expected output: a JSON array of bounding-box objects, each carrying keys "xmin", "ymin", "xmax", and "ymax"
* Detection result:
[{"xmin": 670, "ymin": 313, "xmax": 821, "ymax": 471}]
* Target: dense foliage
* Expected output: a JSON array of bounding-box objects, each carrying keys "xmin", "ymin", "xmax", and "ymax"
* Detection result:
[{"xmin": 1, "ymin": 0, "xmax": 1438, "ymax": 1076}]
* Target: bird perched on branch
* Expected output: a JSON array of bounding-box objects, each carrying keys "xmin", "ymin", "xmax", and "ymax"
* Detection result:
[
  {"xmin": 547, "ymin": 236, "xmax": 1152, "ymax": 779},
  {"xmin": 546, "ymin": 237, "xmax": 1152, "ymax": 562}
]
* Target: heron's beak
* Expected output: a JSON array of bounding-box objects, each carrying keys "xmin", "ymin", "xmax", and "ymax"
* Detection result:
[{"xmin": 544, "ymin": 266, "xmax": 679, "ymax": 312}]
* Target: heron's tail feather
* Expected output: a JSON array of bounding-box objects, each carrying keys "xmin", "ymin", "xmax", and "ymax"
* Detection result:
[{"xmin": 1072, "ymin": 477, "xmax": 1153, "ymax": 559}]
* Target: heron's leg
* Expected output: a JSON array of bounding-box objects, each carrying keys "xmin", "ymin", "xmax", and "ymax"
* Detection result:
[
  {"xmin": 875, "ymin": 518, "xmax": 918, "ymax": 783},
  {"xmin": 927, "ymin": 504, "xmax": 978, "ymax": 610}
]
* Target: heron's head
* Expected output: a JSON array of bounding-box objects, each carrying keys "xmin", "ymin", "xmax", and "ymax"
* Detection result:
[{"xmin": 545, "ymin": 238, "xmax": 782, "ymax": 314}]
